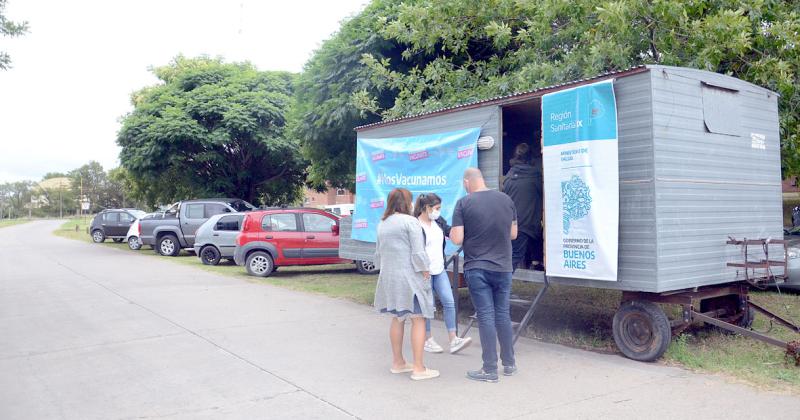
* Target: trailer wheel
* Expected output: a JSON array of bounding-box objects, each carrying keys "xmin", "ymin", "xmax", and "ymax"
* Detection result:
[{"xmin": 613, "ymin": 300, "xmax": 671, "ymax": 362}]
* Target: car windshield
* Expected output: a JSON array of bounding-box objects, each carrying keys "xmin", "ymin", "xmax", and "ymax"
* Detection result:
[
  {"xmin": 230, "ymin": 200, "xmax": 257, "ymax": 212},
  {"xmin": 130, "ymin": 210, "xmax": 147, "ymax": 219}
]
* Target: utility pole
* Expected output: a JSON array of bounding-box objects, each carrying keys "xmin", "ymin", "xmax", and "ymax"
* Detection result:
[
  {"xmin": 79, "ymin": 176, "xmax": 83, "ymax": 218},
  {"xmin": 59, "ymin": 184, "xmax": 63, "ymax": 219}
]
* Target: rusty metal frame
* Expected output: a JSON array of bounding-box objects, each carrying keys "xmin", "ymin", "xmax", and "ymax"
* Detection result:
[
  {"xmin": 726, "ymin": 238, "xmax": 788, "ymax": 285},
  {"xmin": 624, "ymin": 282, "xmax": 800, "ymax": 363}
]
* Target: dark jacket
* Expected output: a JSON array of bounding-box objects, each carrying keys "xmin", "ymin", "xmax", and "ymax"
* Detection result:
[
  {"xmin": 502, "ymin": 163, "xmax": 543, "ymax": 238},
  {"xmin": 435, "ymin": 216, "xmax": 452, "ymax": 257}
]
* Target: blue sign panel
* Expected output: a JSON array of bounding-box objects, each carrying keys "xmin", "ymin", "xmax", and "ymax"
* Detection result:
[
  {"xmin": 352, "ymin": 127, "xmax": 480, "ymax": 245},
  {"xmin": 543, "ymin": 80, "xmax": 618, "ymax": 146},
  {"xmin": 542, "ymin": 80, "xmax": 619, "ymax": 281}
]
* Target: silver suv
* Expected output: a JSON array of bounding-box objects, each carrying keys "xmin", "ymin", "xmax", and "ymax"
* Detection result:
[{"xmin": 193, "ymin": 213, "xmax": 245, "ymax": 265}]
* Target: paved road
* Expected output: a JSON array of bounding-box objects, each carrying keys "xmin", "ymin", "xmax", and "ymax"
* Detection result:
[{"xmin": 1, "ymin": 221, "xmax": 799, "ymax": 419}]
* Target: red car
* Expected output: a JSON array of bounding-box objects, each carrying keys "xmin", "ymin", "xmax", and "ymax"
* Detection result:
[{"xmin": 233, "ymin": 208, "xmax": 350, "ymax": 277}]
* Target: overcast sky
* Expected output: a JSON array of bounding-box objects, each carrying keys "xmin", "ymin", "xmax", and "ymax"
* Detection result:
[{"xmin": 0, "ymin": 0, "xmax": 367, "ymax": 183}]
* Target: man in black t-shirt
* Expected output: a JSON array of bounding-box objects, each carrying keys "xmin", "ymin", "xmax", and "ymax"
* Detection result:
[{"xmin": 451, "ymin": 168, "xmax": 518, "ymax": 382}]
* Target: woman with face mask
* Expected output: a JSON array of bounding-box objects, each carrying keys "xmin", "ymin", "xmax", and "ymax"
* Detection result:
[{"xmin": 415, "ymin": 193, "xmax": 473, "ymax": 354}]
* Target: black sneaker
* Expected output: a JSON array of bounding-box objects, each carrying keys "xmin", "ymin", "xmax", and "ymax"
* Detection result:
[
  {"xmin": 503, "ymin": 365, "xmax": 518, "ymax": 376},
  {"xmin": 466, "ymin": 369, "xmax": 499, "ymax": 383}
]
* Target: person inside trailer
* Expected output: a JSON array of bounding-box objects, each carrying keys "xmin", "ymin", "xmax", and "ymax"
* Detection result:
[{"xmin": 503, "ymin": 143, "xmax": 544, "ymax": 271}]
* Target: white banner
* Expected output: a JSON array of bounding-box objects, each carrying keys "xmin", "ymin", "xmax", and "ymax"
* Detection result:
[{"xmin": 542, "ymin": 80, "xmax": 619, "ymax": 281}]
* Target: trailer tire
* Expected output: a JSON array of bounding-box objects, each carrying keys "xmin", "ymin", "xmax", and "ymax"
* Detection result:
[
  {"xmin": 355, "ymin": 260, "xmax": 378, "ymax": 275},
  {"xmin": 613, "ymin": 300, "xmax": 671, "ymax": 362}
]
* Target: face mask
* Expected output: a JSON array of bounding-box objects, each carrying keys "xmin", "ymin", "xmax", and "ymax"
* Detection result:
[{"xmin": 430, "ymin": 209, "xmax": 441, "ymax": 220}]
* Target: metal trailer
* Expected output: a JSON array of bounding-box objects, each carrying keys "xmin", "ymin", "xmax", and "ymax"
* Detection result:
[{"xmin": 339, "ymin": 65, "xmax": 800, "ymax": 362}]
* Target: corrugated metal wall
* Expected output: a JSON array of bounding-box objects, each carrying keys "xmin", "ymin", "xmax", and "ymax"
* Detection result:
[
  {"xmin": 546, "ymin": 71, "xmax": 659, "ymax": 292},
  {"xmin": 649, "ymin": 66, "xmax": 783, "ymax": 292},
  {"xmin": 339, "ymin": 66, "xmax": 784, "ymax": 294},
  {"xmin": 339, "ymin": 106, "xmax": 502, "ymax": 262}
]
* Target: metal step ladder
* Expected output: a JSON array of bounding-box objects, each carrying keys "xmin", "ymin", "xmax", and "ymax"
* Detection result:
[{"xmin": 446, "ymin": 249, "xmax": 550, "ymax": 344}]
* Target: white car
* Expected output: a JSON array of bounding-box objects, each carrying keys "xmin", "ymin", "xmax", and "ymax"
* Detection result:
[
  {"xmin": 786, "ymin": 245, "xmax": 800, "ymax": 291},
  {"xmin": 126, "ymin": 213, "xmax": 157, "ymax": 250}
]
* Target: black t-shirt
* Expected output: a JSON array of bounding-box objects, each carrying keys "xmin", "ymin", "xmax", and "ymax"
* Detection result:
[{"xmin": 452, "ymin": 190, "xmax": 517, "ymax": 272}]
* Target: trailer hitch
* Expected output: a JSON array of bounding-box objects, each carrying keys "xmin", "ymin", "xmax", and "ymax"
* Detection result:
[{"xmin": 690, "ymin": 303, "xmax": 800, "ymax": 366}]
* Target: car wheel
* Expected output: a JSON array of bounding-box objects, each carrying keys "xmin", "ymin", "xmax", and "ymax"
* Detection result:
[
  {"xmin": 112, "ymin": 238, "xmax": 124, "ymax": 243},
  {"xmin": 128, "ymin": 236, "xmax": 142, "ymax": 250},
  {"xmin": 355, "ymin": 259, "xmax": 379, "ymax": 274},
  {"xmin": 245, "ymin": 251, "xmax": 274, "ymax": 277},
  {"xmin": 158, "ymin": 234, "xmax": 181, "ymax": 257},
  {"xmin": 91, "ymin": 230, "xmax": 105, "ymax": 243},
  {"xmin": 200, "ymin": 246, "xmax": 222, "ymax": 266}
]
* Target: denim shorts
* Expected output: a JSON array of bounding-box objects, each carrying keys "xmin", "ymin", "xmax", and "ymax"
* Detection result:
[{"xmin": 380, "ymin": 296, "xmax": 423, "ymax": 320}]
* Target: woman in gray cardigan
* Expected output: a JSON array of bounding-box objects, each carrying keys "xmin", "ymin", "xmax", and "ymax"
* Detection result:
[{"xmin": 374, "ymin": 188, "xmax": 438, "ymax": 380}]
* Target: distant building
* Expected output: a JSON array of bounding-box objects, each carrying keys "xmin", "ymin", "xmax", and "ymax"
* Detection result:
[{"xmin": 304, "ymin": 185, "xmax": 354, "ymax": 208}]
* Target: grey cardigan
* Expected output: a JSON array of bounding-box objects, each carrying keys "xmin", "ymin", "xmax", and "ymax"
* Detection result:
[{"xmin": 373, "ymin": 213, "xmax": 434, "ymax": 318}]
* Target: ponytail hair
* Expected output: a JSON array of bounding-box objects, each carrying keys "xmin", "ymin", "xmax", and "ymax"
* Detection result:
[{"xmin": 414, "ymin": 193, "xmax": 442, "ymax": 217}]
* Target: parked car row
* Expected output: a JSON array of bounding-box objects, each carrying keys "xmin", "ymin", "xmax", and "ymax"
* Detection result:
[{"xmin": 89, "ymin": 198, "xmax": 379, "ymax": 277}]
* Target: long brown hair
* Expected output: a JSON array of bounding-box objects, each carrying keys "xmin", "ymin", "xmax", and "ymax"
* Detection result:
[
  {"xmin": 382, "ymin": 188, "xmax": 413, "ymax": 220},
  {"xmin": 413, "ymin": 193, "xmax": 442, "ymax": 217}
]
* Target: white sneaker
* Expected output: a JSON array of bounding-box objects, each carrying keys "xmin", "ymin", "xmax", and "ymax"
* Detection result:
[
  {"xmin": 424, "ymin": 337, "xmax": 444, "ymax": 353},
  {"xmin": 450, "ymin": 336, "xmax": 473, "ymax": 354}
]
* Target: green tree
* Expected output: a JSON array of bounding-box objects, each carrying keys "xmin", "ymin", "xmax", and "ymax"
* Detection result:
[
  {"xmin": 42, "ymin": 172, "xmax": 67, "ymax": 180},
  {"xmin": 0, "ymin": 181, "xmax": 33, "ymax": 218},
  {"xmin": 0, "ymin": 0, "xmax": 29, "ymax": 70},
  {"xmin": 107, "ymin": 166, "xmax": 147, "ymax": 210},
  {"xmin": 289, "ymin": 0, "xmax": 422, "ymax": 190},
  {"xmin": 296, "ymin": 0, "xmax": 800, "ymax": 182},
  {"xmin": 68, "ymin": 161, "xmax": 109, "ymax": 213},
  {"xmin": 118, "ymin": 56, "xmax": 305, "ymax": 205}
]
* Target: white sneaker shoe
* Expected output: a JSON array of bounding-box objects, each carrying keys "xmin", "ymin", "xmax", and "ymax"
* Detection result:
[
  {"xmin": 450, "ymin": 336, "xmax": 472, "ymax": 354},
  {"xmin": 424, "ymin": 337, "xmax": 444, "ymax": 353}
]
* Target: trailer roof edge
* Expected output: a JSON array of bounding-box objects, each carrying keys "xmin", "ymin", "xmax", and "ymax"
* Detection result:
[{"xmin": 354, "ymin": 66, "xmax": 650, "ymax": 132}]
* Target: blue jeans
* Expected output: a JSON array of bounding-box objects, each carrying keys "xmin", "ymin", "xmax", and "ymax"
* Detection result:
[
  {"xmin": 425, "ymin": 271, "xmax": 456, "ymax": 333},
  {"xmin": 465, "ymin": 268, "xmax": 515, "ymax": 373}
]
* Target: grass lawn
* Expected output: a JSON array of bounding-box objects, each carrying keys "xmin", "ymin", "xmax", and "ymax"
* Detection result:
[
  {"xmin": 53, "ymin": 218, "xmax": 379, "ymax": 304},
  {"xmin": 0, "ymin": 218, "xmax": 31, "ymax": 229},
  {"xmin": 54, "ymin": 219, "xmax": 800, "ymax": 392}
]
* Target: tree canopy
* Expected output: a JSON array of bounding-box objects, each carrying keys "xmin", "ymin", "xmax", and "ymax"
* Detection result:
[
  {"xmin": 293, "ymin": 0, "xmax": 800, "ymax": 185},
  {"xmin": 117, "ymin": 56, "xmax": 305, "ymax": 206},
  {"xmin": 0, "ymin": 0, "xmax": 28, "ymax": 70}
]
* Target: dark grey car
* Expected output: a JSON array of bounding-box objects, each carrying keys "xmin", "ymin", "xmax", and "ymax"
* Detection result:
[{"xmin": 90, "ymin": 209, "xmax": 146, "ymax": 243}]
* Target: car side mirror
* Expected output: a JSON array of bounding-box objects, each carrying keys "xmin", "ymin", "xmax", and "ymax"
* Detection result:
[
  {"xmin": 215, "ymin": 221, "xmax": 224, "ymax": 230},
  {"xmin": 331, "ymin": 223, "xmax": 339, "ymax": 235}
]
